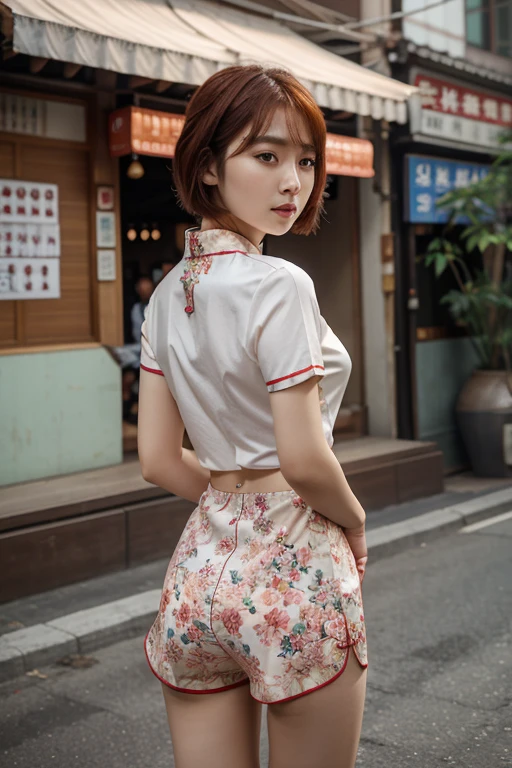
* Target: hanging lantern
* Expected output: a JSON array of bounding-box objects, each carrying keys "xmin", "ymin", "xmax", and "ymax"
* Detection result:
[{"xmin": 127, "ymin": 153, "xmax": 145, "ymax": 180}]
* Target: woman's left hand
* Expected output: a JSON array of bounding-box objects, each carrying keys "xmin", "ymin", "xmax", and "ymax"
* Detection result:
[{"xmin": 343, "ymin": 524, "xmax": 367, "ymax": 585}]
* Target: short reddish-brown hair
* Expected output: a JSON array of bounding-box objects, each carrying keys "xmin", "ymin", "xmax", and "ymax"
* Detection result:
[{"xmin": 173, "ymin": 65, "xmax": 327, "ymax": 236}]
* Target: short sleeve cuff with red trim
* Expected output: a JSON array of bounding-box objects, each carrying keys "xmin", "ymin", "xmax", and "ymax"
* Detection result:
[
  {"xmin": 140, "ymin": 319, "xmax": 164, "ymax": 376},
  {"xmin": 248, "ymin": 266, "xmax": 325, "ymax": 394},
  {"xmin": 266, "ymin": 363, "xmax": 325, "ymax": 393}
]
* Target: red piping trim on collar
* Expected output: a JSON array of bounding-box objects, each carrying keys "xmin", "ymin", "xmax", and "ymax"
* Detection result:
[{"xmin": 185, "ymin": 249, "xmax": 248, "ymax": 259}]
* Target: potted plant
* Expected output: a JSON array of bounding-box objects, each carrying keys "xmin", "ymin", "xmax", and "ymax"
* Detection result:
[{"xmin": 423, "ymin": 133, "xmax": 512, "ymax": 477}]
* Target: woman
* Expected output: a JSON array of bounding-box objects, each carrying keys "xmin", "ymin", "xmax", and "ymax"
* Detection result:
[{"xmin": 138, "ymin": 64, "xmax": 368, "ymax": 768}]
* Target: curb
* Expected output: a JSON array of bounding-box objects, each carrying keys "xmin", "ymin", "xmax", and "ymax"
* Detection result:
[
  {"xmin": 0, "ymin": 590, "xmax": 160, "ymax": 684},
  {"xmin": 1, "ymin": 486, "xmax": 511, "ymax": 684},
  {"xmin": 366, "ymin": 484, "xmax": 512, "ymax": 561}
]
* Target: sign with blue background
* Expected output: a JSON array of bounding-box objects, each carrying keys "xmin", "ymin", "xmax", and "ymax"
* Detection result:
[{"xmin": 405, "ymin": 155, "xmax": 490, "ymax": 223}]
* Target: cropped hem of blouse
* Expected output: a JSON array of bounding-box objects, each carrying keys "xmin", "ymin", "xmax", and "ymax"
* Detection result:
[{"xmin": 139, "ymin": 226, "xmax": 352, "ymax": 471}]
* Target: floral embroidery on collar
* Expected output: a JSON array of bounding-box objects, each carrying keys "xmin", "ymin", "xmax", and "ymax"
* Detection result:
[
  {"xmin": 180, "ymin": 231, "xmax": 213, "ymax": 316},
  {"xmin": 180, "ymin": 227, "xmax": 262, "ymax": 315}
]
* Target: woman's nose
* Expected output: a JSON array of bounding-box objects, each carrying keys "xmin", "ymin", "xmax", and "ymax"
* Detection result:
[{"xmin": 280, "ymin": 164, "xmax": 301, "ymax": 195}]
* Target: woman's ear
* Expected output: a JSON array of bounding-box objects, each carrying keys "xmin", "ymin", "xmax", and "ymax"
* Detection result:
[{"xmin": 202, "ymin": 152, "xmax": 219, "ymax": 187}]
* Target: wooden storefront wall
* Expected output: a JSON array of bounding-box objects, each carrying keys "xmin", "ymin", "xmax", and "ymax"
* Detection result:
[{"xmin": 0, "ymin": 86, "xmax": 124, "ymax": 351}]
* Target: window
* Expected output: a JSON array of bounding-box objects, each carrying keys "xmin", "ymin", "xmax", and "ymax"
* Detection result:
[{"xmin": 466, "ymin": 0, "xmax": 512, "ymax": 57}]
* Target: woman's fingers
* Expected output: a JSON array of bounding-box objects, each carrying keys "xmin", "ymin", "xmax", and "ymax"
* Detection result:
[{"xmin": 356, "ymin": 555, "xmax": 368, "ymax": 583}]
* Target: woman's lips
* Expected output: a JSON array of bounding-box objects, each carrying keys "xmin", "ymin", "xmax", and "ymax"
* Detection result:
[{"xmin": 272, "ymin": 207, "xmax": 296, "ymax": 218}]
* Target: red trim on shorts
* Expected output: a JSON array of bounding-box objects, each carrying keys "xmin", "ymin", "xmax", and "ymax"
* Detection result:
[
  {"xmin": 143, "ymin": 631, "xmax": 249, "ymax": 695},
  {"xmin": 140, "ymin": 363, "xmax": 164, "ymax": 376},
  {"xmin": 253, "ymin": 645, "xmax": 367, "ymax": 706},
  {"xmin": 266, "ymin": 364, "xmax": 325, "ymax": 387}
]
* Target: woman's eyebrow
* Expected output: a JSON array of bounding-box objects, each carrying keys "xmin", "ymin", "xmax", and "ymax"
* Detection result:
[{"xmin": 252, "ymin": 135, "xmax": 315, "ymax": 152}]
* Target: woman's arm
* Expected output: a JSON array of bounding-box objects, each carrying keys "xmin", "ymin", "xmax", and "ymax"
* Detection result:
[
  {"xmin": 137, "ymin": 369, "xmax": 210, "ymax": 504},
  {"xmin": 269, "ymin": 376, "xmax": 366, "ymax": 530}
]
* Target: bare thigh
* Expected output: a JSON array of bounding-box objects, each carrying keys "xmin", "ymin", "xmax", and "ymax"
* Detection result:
[
  {"xmin": 160, "ymin": 682, "xmax": 262, "ymax": 768},
  {"xmin": 267, "ymin": 649, "xmax": 367, "ymax": 768}
]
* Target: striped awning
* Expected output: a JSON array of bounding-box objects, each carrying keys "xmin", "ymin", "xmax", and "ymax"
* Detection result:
[{"xmin": 4, "ymin": 0, "xmax": 417, "ymax": 123}]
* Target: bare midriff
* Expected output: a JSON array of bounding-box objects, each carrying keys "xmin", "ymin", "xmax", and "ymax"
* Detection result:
[{"xmin": 209, "ymin": 467, "xmax": 294, "ymax": 494}]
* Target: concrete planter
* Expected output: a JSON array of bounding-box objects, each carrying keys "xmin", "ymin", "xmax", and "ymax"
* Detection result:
[{"xmin": 456, "ymin": 370, "xmax": 512, "ymax": 477}]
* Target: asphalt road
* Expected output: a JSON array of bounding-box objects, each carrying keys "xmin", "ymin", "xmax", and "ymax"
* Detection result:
[{"xmin": 1, "ymin": 514, "xmax": 511, "ymax": 768}]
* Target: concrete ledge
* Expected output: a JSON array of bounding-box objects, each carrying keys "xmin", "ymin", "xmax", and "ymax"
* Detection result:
[
  {"xmin": 0, "ymin": 487, "xmax": 510, "ymax": 684},
  {"xmin": 367, "ymin": 485, "xmax": 512, "ymax": 562},
  {"xmin": 0, "ymin": 642, "xmax": 24, "ymax": 683},
  {"xmin": 47, "ymin": 591, "xmax": 161, "ymax": 654},
  {"xmin": 452, "ymin": 486, "xmax": 512, "ymax": 524},
  {"xmin": 0, "ymin": 624, "xmax": 76, "ymax": 676}
]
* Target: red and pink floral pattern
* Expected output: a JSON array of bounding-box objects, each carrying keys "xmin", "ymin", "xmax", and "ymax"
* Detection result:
[
  {"xmin": 145, "ymin": 484, "xmax": 367, "ymax": 704},
  {"xmin": 180, "ymin": 231, "xmax": 213, "ymax": 315}
]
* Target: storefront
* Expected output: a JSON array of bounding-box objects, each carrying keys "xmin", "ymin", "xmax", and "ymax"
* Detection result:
[
  {"xmin": 0, "ymin": 84, "xmax": 125, "ymax": 485},
  {"xmin": 391, "ymin": 66, "xmax": 512, "ymax": 470},
  {"xmin": 1, "ymin": 0, "xmax": 416, "ymax": 489},
  {"xmin": 3, "ymin": 0, "xmax": 452, "ymax": 602}
]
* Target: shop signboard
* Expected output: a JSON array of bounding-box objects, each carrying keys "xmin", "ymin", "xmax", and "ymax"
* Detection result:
[
  {"xmin": 404, "ymin": 155, "xmax": 490, "ymax": 223},
  {"xmin": 0, "ymin": 180, "xmax": 60, "ymax": 299},
  {"xmin": 0, "ymin": 93, "xmax": 86, "ymax": 143},
  {"xmin": 411, "ymin": 72, "xmax": 512, "ymax": 151},
  {"xmin": 109, "ymin": 107, "xmax": 375, "ymax": 178}
]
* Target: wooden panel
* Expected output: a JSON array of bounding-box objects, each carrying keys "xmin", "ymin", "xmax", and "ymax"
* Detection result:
[
  {"xmin": 0, "ymin": 302, "xmax": 16, "ymax": 345},
  {"xmin": 94, "ymin": 89, "xmax": 124, "ymax": 346},
  {"xmin": 345, "ymin": 463, "xmax": 398, "ymax": 511},
  {"xmin": 0, "ymin": 140, "xmax": 17, "ymax": 344},
  {"xmin": 18, "ymin": 144, "xmax": 93, "ymax": 343},
  {"xmin": 127, "ymin": 496, "xmax": 195, "ymax": 566},
  {"xmin": 397, "ymin": 451, "xmax": 445, "ymax": 504},
  {"xmin": 0, "ymin": 509, "xmax": 126, "ymax": 602}
]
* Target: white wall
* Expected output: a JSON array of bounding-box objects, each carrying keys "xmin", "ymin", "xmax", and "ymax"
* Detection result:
[{"xmin": 403, "ymin": 0, "xmax": 465, "ymax": 59}]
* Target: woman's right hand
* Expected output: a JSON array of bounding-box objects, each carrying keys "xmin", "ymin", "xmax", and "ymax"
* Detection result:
[{"xmin": 343, "ymin": 523, "xmax": 367, "ymax": 584}]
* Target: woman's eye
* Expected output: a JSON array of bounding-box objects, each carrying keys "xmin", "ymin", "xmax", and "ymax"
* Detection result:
[
  {"xmin": 256, "ymin": 153, "xmax": 316, "ymax": 168},
  {"xmin": 257, "ymin": 152, "xmax": 276, "ymax": 162}
]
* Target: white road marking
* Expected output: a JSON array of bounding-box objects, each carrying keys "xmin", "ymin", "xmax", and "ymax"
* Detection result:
[{"xmin": 460, "ymin": 509, "xmax": 512, "ymax": 534}]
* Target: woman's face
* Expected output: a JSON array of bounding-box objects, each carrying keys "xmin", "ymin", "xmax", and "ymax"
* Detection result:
[{"xmin": 201, "ymin": 106, "xmax": 317, "ymax": 249}]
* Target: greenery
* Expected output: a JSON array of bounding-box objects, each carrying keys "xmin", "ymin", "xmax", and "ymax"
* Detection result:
[{"xmin": 423, "ymin": 131, "xmax": 512, "ymax": 374}]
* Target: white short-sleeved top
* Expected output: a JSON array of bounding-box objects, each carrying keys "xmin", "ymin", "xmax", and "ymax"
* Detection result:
[{"xmin": 141, "ymin": 227, "xmax": 351, "ymax": 471}]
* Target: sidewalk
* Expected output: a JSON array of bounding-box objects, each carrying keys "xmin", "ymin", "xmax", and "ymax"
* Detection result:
[{"xmin": 1, "ymin": 475, "xmax": 511, "ymax": 683}]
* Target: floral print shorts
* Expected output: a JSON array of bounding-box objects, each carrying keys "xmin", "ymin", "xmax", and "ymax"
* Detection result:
[{"xmin": 144, "ymin": 483, "xmax": 368, "ymax": 704}]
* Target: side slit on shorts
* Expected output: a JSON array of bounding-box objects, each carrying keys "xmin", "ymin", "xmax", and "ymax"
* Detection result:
[{"xmin": 144, "ymin": 483, "xmax": 368, "ymax": 704}]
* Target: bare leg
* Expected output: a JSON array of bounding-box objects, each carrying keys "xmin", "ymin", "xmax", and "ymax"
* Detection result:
[
  {"xmin": 267, "ymin": 649, "xmax": 367, "ymax": 768},
  {"xmin": 161, "ymin": 682, "xmax": 262, "ymax": 768}
]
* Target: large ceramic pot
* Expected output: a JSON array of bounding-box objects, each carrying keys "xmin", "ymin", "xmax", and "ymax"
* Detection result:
[{"xmin": 456, "ymin": 370, "xmax": 512, "ymax": 477}]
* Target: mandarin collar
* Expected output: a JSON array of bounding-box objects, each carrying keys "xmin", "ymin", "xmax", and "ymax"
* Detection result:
[{"xmin": 184, "ymin": 227, "xmax": 263, "ymax": 259}]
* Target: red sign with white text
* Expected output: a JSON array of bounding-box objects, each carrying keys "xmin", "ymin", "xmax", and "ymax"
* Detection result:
[{"xmin": 414, "ymin": 74, "xmax": 512, "ymax": 127}]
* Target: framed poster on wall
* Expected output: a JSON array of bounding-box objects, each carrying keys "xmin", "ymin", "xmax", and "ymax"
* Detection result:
[
  {"xmin": 96, "ymin": 212, "xmax": 116, "ymax": 248},
  {"xmin": 0, "ymin": 179, "xmax": 60, "ymax": 299}
]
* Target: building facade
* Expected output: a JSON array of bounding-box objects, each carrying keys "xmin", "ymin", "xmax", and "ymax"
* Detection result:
[
  {"xmin": 0, "ymin": 0, "xmax": 417, "ymax": 487},
  {"xmin": 388, "ymin": 0, "xmax": 512, "ymax": 470}
]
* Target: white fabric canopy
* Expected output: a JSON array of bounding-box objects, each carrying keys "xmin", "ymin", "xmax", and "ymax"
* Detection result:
[{"xmin": 6, "ymin": 0, "xmax": 417, "ymax": 123}]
